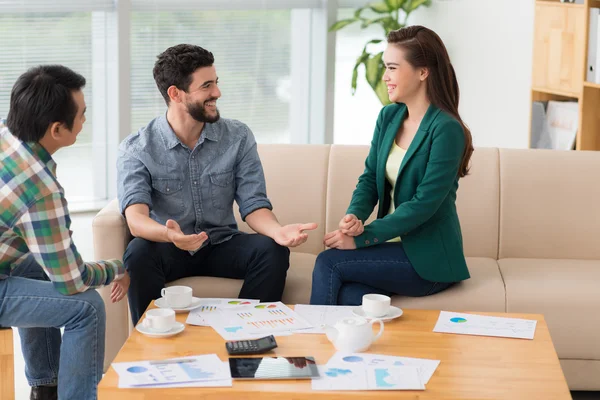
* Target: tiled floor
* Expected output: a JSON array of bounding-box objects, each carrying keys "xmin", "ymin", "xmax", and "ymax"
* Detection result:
[{"xmin": 9, "ymin": 213, "xmax": 600, "ymax": 399}]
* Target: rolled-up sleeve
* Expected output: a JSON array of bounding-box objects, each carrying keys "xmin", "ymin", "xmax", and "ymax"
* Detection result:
[
  {"xmin": 117, "ymin": 145, "xmax": 152, "ymax": 215},
  {"xmin": 234, "ymin": 127, "xmax": 272, "ymax": 221}
]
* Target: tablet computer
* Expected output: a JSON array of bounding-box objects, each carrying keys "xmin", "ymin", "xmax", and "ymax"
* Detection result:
[{"xmin": 228, "ymin": 356, "xmax": 319, "ymax": 380}]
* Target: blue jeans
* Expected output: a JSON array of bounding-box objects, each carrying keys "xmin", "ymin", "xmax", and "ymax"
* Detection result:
[
  {"xmin": 0, "ymin": 256, "xmax": 106, "ymax": 400},
  {"xmin": 310, "ymin": 242, "xmax": 453, "ymax": 305}
]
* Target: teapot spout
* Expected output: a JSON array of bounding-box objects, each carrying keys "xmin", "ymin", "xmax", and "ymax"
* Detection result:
[{"xmin": 324, "ymin": 325, "xmax": 338, "ymax": 343}]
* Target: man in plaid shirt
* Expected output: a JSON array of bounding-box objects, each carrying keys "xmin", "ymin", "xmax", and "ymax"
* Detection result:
[{"xmin": 0, "ymin": 65, "xmax": 130, "ymax": 400}]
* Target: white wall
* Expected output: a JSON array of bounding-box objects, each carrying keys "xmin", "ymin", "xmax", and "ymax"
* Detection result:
[{"xmin": 334, "ymin": 0, "xmax": 535, "ymax": 149}]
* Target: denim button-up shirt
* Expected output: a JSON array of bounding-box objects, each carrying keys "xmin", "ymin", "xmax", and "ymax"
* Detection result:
[{"xmin": 117, "ymin": 115, "xmax": 272, "ymax": 246}]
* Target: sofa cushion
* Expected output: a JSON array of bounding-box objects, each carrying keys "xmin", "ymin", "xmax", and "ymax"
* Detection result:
[
  {"xmin": 560, "ymin": 359, "xmax": 600, "ymax": 391},
  {"xmin": 233, "ymin": 144, "xmax": 330, "ymax": 256},
  {"xmin": 454, "ymin": 147, "xmax": 499, "ymax": 259},
  {"xmin": 326, "ymin": 145, "xmax": 376, "ymax": 234},
  {"xmin": 499, "ymin": 148, "xmax": 600, "ymax": 259},
  {"xmin": 391, "ymin": 257, "xmax": 505, "ymax": 312},
  {"xmin": 168, "ymin": 252, "xmax": 316, "ymax": 305},
  {"xmin": 499, "ymin": 258, "xmax": 600, "ymax": 359}
]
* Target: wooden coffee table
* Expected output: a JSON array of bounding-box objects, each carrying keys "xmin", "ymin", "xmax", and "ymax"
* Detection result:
[{"xmin": 99, "ymin": 306, "xmax": 571, "ymax": 399}]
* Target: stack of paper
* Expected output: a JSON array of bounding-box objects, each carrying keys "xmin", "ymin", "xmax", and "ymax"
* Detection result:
[
  {"xmin": 200, "ymin": 301, "xmax": 314, "ymax": 340},
  {"xmin": 293, "ymin": 304, "xmax": 356, "ymax": 334},
  {"xmin": 312, "ymin": 352, "xmax": 440, "ymax": 391},
  {"xmin": 433, "ymin": 311, "xmax": 537, "ymax": 340},
  {"xmin": 112, "ymin": 354, "xmax": 232, "ymax": 389},
  {"xmin": 186, "ymin": 298, "xmax": 260, "ymax": 326}
]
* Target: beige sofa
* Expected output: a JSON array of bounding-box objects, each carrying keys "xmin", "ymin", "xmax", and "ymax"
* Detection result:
[{"xmin": 93, "ymin": 144, "xmax": 600, "ymax": 390}]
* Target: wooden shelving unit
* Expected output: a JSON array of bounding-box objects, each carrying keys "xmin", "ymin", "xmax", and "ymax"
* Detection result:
[{"xmin": 530, "ymin": 0, "xmax": 600, "ymax": 150}]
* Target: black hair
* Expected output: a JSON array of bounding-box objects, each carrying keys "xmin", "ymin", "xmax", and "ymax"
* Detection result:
[
  {"xmin": 153, "ymin": 44, "xmax": 215, "ymax": 105},
  {"xmin": 6, "ymin": 65, "xmax": 86, "ymax": 142}
]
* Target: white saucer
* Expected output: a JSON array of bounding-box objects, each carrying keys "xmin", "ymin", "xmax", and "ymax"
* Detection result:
[
  {"xmin": 154, "ymin": 296, "xmax": 203, "ymax": 313},
  {"xmin": 353, "ymin": 306, "xmax": 403, "ymax": 322},
  {"xmin": 136, "ymin": 322, "xmax": 185, "ymax": 338}
]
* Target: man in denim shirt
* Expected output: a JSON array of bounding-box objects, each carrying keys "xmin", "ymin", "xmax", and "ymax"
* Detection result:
[{"xmin": 117, "ymin": 44, "xmax": 318, "ymax": 325}]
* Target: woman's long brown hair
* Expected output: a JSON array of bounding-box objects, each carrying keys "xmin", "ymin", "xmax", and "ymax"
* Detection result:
[{"xmin": 388, "ymin": 26, "xmax": 473, "ymax": 177}]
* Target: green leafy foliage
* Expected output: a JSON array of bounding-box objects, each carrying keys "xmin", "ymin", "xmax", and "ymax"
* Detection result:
[{"xmin": 331, "ymin": 0, "xmax": 432, "ymax": 105}]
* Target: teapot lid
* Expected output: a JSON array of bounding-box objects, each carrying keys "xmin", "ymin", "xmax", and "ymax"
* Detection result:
[{"xmin": 338, "ymin": 316, "xmax": 368, "ymax": 326}]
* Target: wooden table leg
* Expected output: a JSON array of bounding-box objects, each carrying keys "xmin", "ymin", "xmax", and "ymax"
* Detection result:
[{"xmin": 0, "ymin": 327, "xmax": 15, "ymax": 400}]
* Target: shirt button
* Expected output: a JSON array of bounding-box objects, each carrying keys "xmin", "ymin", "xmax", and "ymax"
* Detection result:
[
  {"xmin": 194, "ymin": 181, "xmax": 197, "ymax": 185},
  {"xmin": 365, "ymin": 240, "xmax": 370, "ymax": 245},
  {"xmin": 166, "ymin": 188, "xmax": 170, "ymax": 192}
]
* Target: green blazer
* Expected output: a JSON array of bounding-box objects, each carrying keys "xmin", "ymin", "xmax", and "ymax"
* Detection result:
[{"xmin": 346, "ymin": 103, "xmax": 470, "ymax": 283}]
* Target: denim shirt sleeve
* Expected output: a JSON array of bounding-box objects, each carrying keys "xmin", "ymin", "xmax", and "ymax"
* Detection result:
[
  {"xmin": 235, "ymin": 127, "xmax": 272, "ymax": 221},
  {"xmin": 117, "ymin": 145, "xmax": 152, "ymax": 215}
]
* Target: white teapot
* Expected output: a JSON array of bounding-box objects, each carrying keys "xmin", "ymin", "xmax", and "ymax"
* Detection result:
[{"xmin": 324, "ymin": 316, "xmax": 384, "ymax": 352}]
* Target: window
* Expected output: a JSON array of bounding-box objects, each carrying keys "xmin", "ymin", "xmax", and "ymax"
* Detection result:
[
  {"xmin": 333, "ymin": 8, "xmax": 385, "ymax": 145},
  {"xmin": 130, "ymin": 9, "xmax": 295, "ymax": 144},
  {"xmin": 0, "ymin": 1, "xmax": 112, "ymax": 207}
]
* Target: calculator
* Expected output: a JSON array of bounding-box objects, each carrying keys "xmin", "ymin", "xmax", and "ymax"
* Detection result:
[{"xmin": 225, "ymin": 335, "xmax": 278, "ymax": 355}]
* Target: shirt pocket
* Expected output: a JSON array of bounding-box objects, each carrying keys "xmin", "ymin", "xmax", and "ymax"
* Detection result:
[
  {"xmin": 151, "ymin": 178, "xmax": 184, "ymax": 215},
  {"xmin": 209, "ymin": 170, "xmax": 235, "ymax": 210}
]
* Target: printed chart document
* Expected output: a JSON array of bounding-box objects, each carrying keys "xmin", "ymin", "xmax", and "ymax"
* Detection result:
[
  {"xmin": 201, "ymin": 301, "xmax": 313, "ymax": 340},
  {"xmin": 312, "ymin": 352, "xmax": 431, "ymax": 391},
  {"xmin": 293, "ymin": 304, "xmax": 355, "ymax": 334},
  {"xmin": 326, "ymin": 352, "xmax": 439, "ymax": 385},
  {"xmin": 112, "ymin": 354, "xmax": 231, "ymax": 388},
  {"xmin": 186, "ymin": 298, "xmax": 260, "ymax": 326},
  {"xmin": 433, "ymin": 311, "xmax": 537, "ymax": 340}
]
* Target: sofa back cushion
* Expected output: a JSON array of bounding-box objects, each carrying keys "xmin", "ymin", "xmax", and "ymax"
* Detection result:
[
  {"xmin": 499, "ymin": 148, "xmax": 600, "ymax": 259},
  {"xmin": 326, "ymin": 145, "xmax": 500, "ymax": 259},
  {"xmin": 234, "ymin": 144, "xmax": 329, "ymax": 255},
  {"xmin": 455, "ymin": 147, "xmax": 500, "ymax": 258},
  {"xmin": 326, "ymin": 145, "xmax": 377, "ymax": 234}
]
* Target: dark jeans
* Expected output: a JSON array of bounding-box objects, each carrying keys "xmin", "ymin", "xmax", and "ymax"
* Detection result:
[
  {"xmin": 124, "ymin": 233, "xmax": 290, "ymax": 325},
  {"xmin": 310, "ymin": 242, "xmax": 453, "ymax": 305}
]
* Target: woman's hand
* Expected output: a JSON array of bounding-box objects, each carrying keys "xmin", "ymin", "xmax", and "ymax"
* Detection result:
[
  {"xmin": 338, "ymin": 214, "xmax": 364, "ymax": 237},
  {"xmin": 324, "ymin": 230, "xmax": 357, "ymax": 250}
]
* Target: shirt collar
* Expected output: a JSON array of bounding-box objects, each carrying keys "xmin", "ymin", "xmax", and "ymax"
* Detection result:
[
  {"xmin": 27, "ymin": 141, "xmax": 57, "ymax": 175},
  {"xmin": 158, "ymin": 113, "xmax": 220, "ymax": 150}
]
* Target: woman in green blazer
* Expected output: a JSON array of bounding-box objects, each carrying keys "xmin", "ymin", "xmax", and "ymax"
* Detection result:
[{"xmin": 310, "ymin": 26, "xmax": 474, "ymax": 306}]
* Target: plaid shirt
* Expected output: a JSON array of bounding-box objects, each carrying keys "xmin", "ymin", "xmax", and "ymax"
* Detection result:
[{"xmin": 0, "ymin": 127, "xmax": 124, "ymax": 294}]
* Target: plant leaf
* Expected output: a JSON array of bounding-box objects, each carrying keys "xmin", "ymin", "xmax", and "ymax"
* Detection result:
[
  {"xmin": 354, "ymin": 7, "xmax": 365, "ymax": 18},
  {"xmin": 329, "ymin": 18, "xmax": 357, "ymax": 32},
  {"xmin": 380, "ymin": 16, "xmax": 402, "ymax": 33},
  {"xmin": 385, "ymin": 0, "xmax": 406, "ymax": 11},
  {"xmin": 360, "ymin": 16, "xmax": 391, "ymax": 29},
  {"xmin": 351, "ymin": 51, "xmax": 371, "ymax": 95},
  {"xmin": 368, "ymin": 1, "xmax": 391, "ymax": 13},
  {"xmin": 406, "ymin": 0, "xmax": 431, "ymax": 12},
  {"xmin": 365, "ymin": 52, "xmax": 384, "ymax": 89}
]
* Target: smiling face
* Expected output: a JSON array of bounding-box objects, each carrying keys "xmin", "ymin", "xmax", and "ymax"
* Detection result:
[
  {"xmin": 382, "ymin": 44, "xmax": 427, "ymax": 104},
  {"xmin": 182, "ymin": 66, "xmax": 221, "ymax": 123}
]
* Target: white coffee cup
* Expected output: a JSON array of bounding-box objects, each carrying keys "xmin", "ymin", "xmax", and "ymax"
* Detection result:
[
  {"xmin": 161, "ymin": 286, "xmax": 193, "ymax": 308},
  {"xmin": 362, "ymin": 294, "xmax": 391, "ymax": 318},
  {"xmin": 142, "ymin": 308, "xmax": 176, "ymax": 333}
]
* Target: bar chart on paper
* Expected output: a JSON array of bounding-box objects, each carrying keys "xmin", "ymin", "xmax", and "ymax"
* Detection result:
[
  {"xmin": 186, "ymin": 298, "xmax": 260, "ymax": 326},
  {"xmin": 202, "ymin": 302, "xmax": 313, "ymax": 340}
]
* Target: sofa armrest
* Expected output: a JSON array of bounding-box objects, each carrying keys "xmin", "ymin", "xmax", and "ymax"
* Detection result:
[
  {"xmin": 93, "ymin": 199, "xmax": 132, "ymax": 371},
  {"xmin": 92, "ymin": 199, "xmax": 131, "ymax": 260}
]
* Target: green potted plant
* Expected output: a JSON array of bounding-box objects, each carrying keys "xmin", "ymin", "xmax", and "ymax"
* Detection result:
[{"xmin": 330, "ymin": 0, "xmax": 432, "ymax": 105}]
